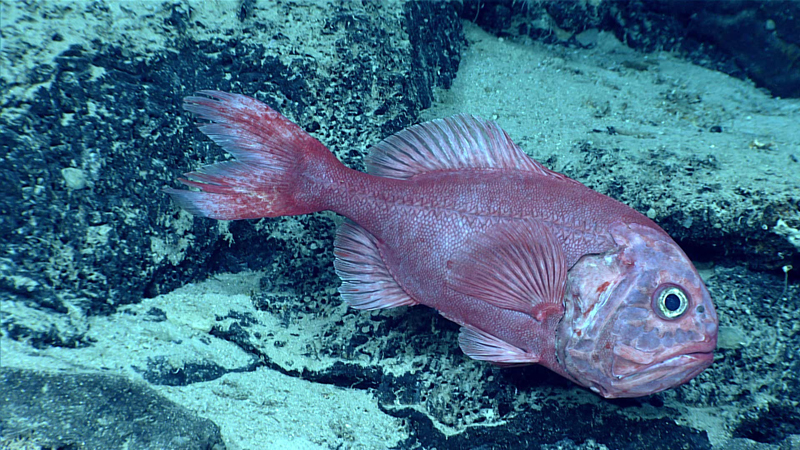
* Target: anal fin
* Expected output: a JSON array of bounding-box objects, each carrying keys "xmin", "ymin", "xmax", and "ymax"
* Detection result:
[{"xmin": 333, "ymin": 220, "xmax": 418, "ymax": 310}]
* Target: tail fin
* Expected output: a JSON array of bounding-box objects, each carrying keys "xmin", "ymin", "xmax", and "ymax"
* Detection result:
[{"xmin": 164, "ymin": 91, "xmax": 341, "ymax": 220}]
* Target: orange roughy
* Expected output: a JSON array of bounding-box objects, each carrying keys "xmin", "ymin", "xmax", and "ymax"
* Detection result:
[{"xmin": 165, "ymin": 91, "xmax": 718, "ymax": 398}]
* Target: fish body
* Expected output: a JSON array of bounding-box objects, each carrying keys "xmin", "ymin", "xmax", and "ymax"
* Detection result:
[{"xmin": 166, "ymin": 91, "xmax": 718, "ymax": 398}]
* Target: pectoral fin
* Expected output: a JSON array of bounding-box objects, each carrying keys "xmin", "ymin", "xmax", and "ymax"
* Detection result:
[{"xmin": 449, "ymin": 219, "xmax": 567, "ymax": 321}]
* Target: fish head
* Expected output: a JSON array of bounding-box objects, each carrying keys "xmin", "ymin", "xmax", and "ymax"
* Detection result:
[{"xmin": 556, "ymin": 221, "xmax": 718, "ymax": 398}]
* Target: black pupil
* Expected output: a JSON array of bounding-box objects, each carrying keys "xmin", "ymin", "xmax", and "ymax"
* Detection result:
[{"xmin": 664, "ymin": 293, "xmax": 682, "ymax": 311}]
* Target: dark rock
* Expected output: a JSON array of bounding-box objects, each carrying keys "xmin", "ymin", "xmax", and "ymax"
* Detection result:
[{"xmin": 0, "ymin": 367, "xmax": 225, "ymax": 449}]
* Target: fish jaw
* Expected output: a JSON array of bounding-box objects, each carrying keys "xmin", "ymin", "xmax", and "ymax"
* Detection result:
[
  {"xmin": 607, "ymin": 344, "xmax": 714, "ymax": 398},
  {"xmin": 556, "ymin": 221, "xmax": 718, "ymax": 398}
]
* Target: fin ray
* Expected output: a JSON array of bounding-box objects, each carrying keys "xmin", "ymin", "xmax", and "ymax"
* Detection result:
[
  {"xmin": 365, "ymin": 115, "xmax": 574, "ymax": 181},
  {"xmin": 449, "ymin": 220, "xmax": 567, "ymax": 321},
  {"xmin": 458, "ymin": 325, "xmax": 539, "ymax": 365},
  {"xmin": 165, "ymin": 91, "xmax": 340, "ymax": 220},
  {"xmin": 334, "ymin": 221, "xmax": 418, "ymax": 310}
]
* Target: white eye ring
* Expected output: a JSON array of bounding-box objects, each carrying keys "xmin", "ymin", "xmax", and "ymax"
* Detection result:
[{"xmin": 654, "ymin": 285, "xmax": 689, "ymax": 319}]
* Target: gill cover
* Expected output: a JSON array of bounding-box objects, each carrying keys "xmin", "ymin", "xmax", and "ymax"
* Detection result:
[{"xmin": 555, "ymin": 222, "xmax": 718, "ymax": 398}]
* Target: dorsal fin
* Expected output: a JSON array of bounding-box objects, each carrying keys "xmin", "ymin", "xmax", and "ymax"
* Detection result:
[
  {"xmin": 448, "ymin": 219, "xmax": 567, "ymax": 322},
  {"xmin": 365, "ymin": 115, "xmax": 568, "ymax": 180}
]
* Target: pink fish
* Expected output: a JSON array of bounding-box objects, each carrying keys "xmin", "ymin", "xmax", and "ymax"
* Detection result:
[{"xmin": 166, "ymin": 91, "xmax": 718, "ymax": 398}]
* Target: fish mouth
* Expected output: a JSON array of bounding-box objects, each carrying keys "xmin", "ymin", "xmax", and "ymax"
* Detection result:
[
  {"xmin": 647, "ymin": 351, "xmax": 714, "ymax": 381},
  {"xmin": 605, "ymin": 351, "xmax": 714, "ymax": 398}
]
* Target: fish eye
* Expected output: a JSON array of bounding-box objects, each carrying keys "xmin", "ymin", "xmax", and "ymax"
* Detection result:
[{"xmin": 653, "ymin": 285, "xmax": 689, "ymax": 319}]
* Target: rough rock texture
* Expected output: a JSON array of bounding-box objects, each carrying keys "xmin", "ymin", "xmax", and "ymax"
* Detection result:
[
  {"xmin": 0, "ymin": 1, "xmax": 462, "ymax": 314},
  {"xmin": 1, "ymin": 1, "xmax": 799, "ymax": 449},
  {"xmin": 0, "ymin": 367, "xmax": 224, "ymax": 449},
  {"xmin": 455, "ymin": 0, "xmax": 800, "ymax": 274},
  {"xmin": 460, "ymin": 0, "xmax": 800, "ymax": 99}
]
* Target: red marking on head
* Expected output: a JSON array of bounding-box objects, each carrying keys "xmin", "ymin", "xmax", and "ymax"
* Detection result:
[{"xmin": 596, "ymin": 281, "xmax": 611, "ymax": 294}]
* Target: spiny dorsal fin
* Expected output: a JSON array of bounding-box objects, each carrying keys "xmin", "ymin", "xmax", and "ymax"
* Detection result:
[{"xmin": 365, "ymin": 115, "xmax": 569, "ymax": 180}]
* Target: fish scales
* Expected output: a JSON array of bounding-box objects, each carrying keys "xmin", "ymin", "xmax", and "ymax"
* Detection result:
[{"xmin": 166, "ymin": 91, "xmax": 718, "ymax": 398}]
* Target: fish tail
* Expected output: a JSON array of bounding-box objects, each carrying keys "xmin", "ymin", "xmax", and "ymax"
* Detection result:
[{"xmin": 164, "ymin": 91, "xmax": 342, "ymax": 220}]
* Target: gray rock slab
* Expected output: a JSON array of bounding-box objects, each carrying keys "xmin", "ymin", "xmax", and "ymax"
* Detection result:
[{"xmin": 0, "ymin": 367, "xmax": 224, "ymax": 449}]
